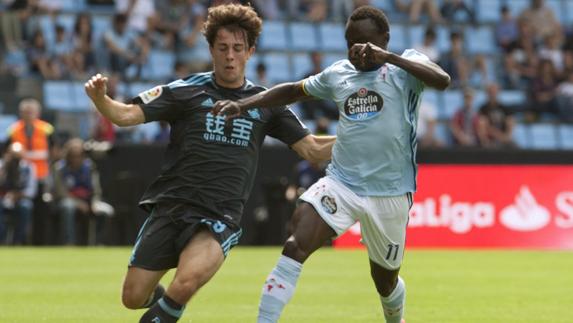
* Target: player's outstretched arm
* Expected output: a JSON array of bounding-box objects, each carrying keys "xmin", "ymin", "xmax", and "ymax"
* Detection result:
[
  {"xmin": 356, "ymin": 42, "xmax": 451, "ymax": 91},
  {"xmin": 291, "ymin": 134, "xmax": 336, "ymax": 164},
  {"xmin": 84, "ymin": 73, "xmax": 145, "ymax": 127},
  {"xmin": 212, "ymin": 81, "xmax": 309, "ymax": 118}
]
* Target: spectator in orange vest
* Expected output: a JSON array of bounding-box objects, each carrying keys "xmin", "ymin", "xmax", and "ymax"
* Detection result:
[{"xmin": 6, "ymin": 98, "xmax": 54, "ymax": 244}]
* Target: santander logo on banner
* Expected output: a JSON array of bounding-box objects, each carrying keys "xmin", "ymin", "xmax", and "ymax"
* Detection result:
[{"xmin": 335, "ymin": 165, "xmax": 573, "ymax": 249}]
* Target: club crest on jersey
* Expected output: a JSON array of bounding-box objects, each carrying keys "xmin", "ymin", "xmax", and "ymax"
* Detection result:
[
  {"xmin": 138, "ymin": 86, "xmax": 163, "ymax": 104},
  {"xmin": 321, "ymin": 195, "xmax": 337, "ymax": 214},
  {"xmin": 247, "ymin": 108, "xmax": 261, "ymax": 120},
  {"xmin": 343, "ymin": 88, "xmax": 384, "ymax": 121}
]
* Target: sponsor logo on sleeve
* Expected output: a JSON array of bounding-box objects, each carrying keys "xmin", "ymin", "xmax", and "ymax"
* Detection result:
[{"xmin": 138, "ymin": 86, "xmax": 163, "ymax": 104}]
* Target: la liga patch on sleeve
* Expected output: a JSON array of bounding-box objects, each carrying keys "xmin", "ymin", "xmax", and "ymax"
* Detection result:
[{"xmin": 138, "ymin": 86, "xmax": 163, "ymax": 104}]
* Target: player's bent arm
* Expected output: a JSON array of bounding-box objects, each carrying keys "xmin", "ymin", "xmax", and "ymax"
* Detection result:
[
  {"xmin": 291, "ymin": 134, "xmax": 336, "ymax": 164},
  {"xmin": 92, "ymin": 96, "xmax": 145, "ymax": 127},
  {"xmin": 387, "ymin": 53, "xmax": 451, "ymax": 91}
]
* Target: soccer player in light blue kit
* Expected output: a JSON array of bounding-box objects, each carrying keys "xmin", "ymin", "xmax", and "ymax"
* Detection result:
[{"xmin": 214, "ymin": 6, "xmax": 450, "ymax": 323}]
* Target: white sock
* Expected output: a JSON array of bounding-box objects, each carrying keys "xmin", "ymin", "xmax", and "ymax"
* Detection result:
[
  {"xmin": 380, "ymin": 276, "xmax": 406, "ymax": 323},
  {"xmin": 257, "ymin": 255, "xmax": 302, "ymax": 323}
]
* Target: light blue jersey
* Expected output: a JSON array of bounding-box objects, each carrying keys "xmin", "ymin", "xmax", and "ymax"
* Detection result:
[{"xmin": 302, "ymin": 49, "xmax": 429, "ymax": 196}]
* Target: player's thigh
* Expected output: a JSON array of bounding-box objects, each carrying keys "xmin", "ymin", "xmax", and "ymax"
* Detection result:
[
  {"xmin": 285, "ymin": 202, "xmax": 336, "ymax": 259},
  {"xmin": 360, "ymin": 194, "xmax": 410, "ymax": 270},
  {"xmin": 172, "ymin": 228, "xmax": 225, "ymax": 290}
]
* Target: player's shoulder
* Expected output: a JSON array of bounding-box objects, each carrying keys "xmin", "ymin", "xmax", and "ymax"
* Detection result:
[
  {"xmin": 399, "ymin": 48, "xmax": 430, "ymax": 62},
  {"xmin": 325, "ymin": 59, "xmax": 354, "ymax": 73},
  {"xmin": 167, "ymin": 72, "xmax": 214, "ymax": 91}
]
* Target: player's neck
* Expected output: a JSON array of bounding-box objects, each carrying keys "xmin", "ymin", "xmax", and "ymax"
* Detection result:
[{"xmin": 213, "ymin": 74, "xmax": 245, "ymax": 90}]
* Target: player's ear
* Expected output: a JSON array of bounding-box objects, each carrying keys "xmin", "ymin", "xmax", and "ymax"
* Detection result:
[{"xmin": 246, "ymin": 46, "xmax": 255, "ymax": 59}]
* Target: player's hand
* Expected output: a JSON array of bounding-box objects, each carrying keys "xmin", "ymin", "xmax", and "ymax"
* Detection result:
[
  {"xmin": 84, "ymin": 73, "xmax": 108, "ymax": 104},
  {"xmin": 212, "ymin": 100, "xmax": 243, "ymax": 119},
  {"xmin": 350, "ymin": 43, "xmax": 390, "ymax": 70}
]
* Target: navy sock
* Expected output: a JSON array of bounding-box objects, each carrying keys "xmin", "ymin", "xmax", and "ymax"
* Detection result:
[
  {"xmin": 139, "ymin": 295, "xmax": 184, "ymax": 323},
  {"xmin": 142, "ymin": 285, "xmax": 165, "ymax": 308}
]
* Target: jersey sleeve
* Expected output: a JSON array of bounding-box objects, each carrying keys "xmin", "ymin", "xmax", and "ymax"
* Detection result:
[
  {"xmin": 131, "ymin": 85, "xmax": 183, "ymax": 123},
  {"xmin": 400, "ymin": 49, "xmax": 431, "ymax": 94},
  {"xmin": 302, "ymin": 63, "xmax": 336, "ymax": 100},
  {"xmin": 266, "ymin": 106, "xmax": 311, "ymax": 146}
]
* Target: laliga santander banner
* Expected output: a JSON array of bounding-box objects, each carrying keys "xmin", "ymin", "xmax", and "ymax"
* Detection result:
[{"xmin": 334, "ymin": 165, "xmax": 573, "ymax": 249}]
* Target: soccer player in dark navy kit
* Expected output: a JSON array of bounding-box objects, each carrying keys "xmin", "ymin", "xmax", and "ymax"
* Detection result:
[{"xmin": 85, "ymin": 4, "xmax": 335, "ymax": 322}]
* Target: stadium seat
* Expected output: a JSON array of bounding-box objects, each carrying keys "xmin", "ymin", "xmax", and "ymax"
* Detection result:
[
  {"xmin": 477, "ymin": 0, "xmax": 501, "ymax": 23},
  {"xmin": 472, "ymin": 90, "xmax": 487, "ymax": 110},
  {"xmin": 436, "ymin": 26, "xmax": 451, "ymax": 52},
  {"xmin": 141, "ymin": 50, "xmax": 175, "ymax": 81},
  {"xmin": 441, "ymin": 90, "xmax": 463, "ymax": 119},
  {"xmin": 466, "ymin": 26, "xmax": 495, "ymax": 54},
  {"xmin": 529, "ymin": 123, "xmax": 558, "ymax": 149},
  {"xmin": 38, "ymin": 15, "xmax": 56, "ymax": 49},
  {"xmin": 512, "ymin": 123, "xmax": 530, "ymax": 148},
  {"xmin": 566, "ymin": 0, "xmax": 573, "ymax": 24},
  {"xmin": 72, "ymin": 82, "xmax": 91, "ymax": 112},
  {"xmin": 547, "ymin": 0, "xmax": 565, "ymax": 23},
  {"xmin": 289, "ymin": 22, "xmax": 318, "ymax": 51},
  {"xmin": 126, "ymin": 82, "xmax": 155, "ymax": 98},
  {"xmin": 263, "ymin": 53, "xmax": 291, "ymax": 83},
  {"xmin": 558, "ymin": 124, "xmax": 573, "ymax": 149},
  {"xmin": 92, "ymin": 15, "xmax": 111, "ymax": 43},
  {"xmin": 434, "ymin": 121, "xmax": 452, "ymax": 146},
  {"xmin": 44, "ymin": 81, "xmax": 75, "ymax": 111},
  {"xmin": 421, "ymin": 90, "xmax": 440, "ymax": 111},
  {"xmin": 388, "ymin": 24, "xmax": 407, "ymax": 53},
  {"xmin": 498, "ymin": 90, "xmax": 526, "ymax": 107},
  {"xmin": 56, "ymin": 14, "xmax": 76, "ymax": 33},
  {"xmin": 506, "ymin": 0, "xmax": 529, "ymax": 16},
  {"xmin": 0, "ymin": 114, "xmax": 18, "ymax": 142},
  {"xmin": 245, "ymin": 54, "xmax": 260, "ymax": 82},
  {"xmin": 370, "ymin": 0, "xmax": 391, "ymax": 11},
  {"xmin": 408, "ymin": 25, "xmax": 425, "ymax": 48},
  {"xmin": 322, "ymin": 53, "xmax": 346, "ymax": 68},
  {"xmin": 291, "ymin": 53, "xmax": 313, "ymax": 79},
  {"xmin": 318, "ymin": 23, "xmax": 346, "ymax": 51},
  {"xmin": 259, "ymin": 21, "xmax": 288, "ymax": 50}
]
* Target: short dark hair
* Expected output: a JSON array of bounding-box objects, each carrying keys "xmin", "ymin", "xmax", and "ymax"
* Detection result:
[
  {"xmin": 348, "ymin": 6, "xmax": 390, "ymax": 34},
  {"xmin": 202, "ymin": 3, "xmax": 263, "ymax": 48}
]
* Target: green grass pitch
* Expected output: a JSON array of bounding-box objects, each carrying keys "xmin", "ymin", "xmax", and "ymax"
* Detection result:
[{"xmin": 1, "ymin": 247, "xmax": 572, "ymax": 322}]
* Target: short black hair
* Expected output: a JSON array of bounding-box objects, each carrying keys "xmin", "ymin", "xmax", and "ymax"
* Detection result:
[{"xmin": 348, "ymin": 6, "xmax": 390, "ymax": 34}]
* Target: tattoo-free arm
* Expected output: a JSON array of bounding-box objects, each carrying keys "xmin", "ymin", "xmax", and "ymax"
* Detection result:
[
  {"xmin": 291, "ymin": 134, "xmax": 336, "ymax": 164},
  {"xmin": 386, "ymin": 53, "xmax": 451, "ymax": 90}
]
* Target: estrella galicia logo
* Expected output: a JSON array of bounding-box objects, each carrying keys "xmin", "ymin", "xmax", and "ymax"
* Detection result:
[
  {"xmin": 321, "ymin": 195, "xmax": 337, "ymax": 214},
  {"xmin": 343, "ymin": 88, "xmax": 384, "ymax": 120},
  {"xmin": 247, "ymin": 108, "xmax": 261, "ymax": 120}
]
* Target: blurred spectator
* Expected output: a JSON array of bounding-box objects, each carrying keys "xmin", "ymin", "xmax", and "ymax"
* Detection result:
[
  {"xmin": 440, "ymin": 0, "xmax": 475, "ymax": 24},
  {"xmin": 414, "ymin": 27, "xmax": 439, "ymax": 62},
  {"xmin": 50, "ymin": 24, "xmax": 74, "ymax": 79},
  {"xmin": 539, "ymin": 32, "xmax": 565, "ymax": 75},
  {"xmin": 439, "ymin": 31, "xmax": 469, "ymax": 88},
  {"xmin": 329, "ymin": 0, "xmax": 355, "ymax": 22},
  {"xmin": 26, "ymin": 30, "xmax": 60, "ymax": 79},
  {"xmin": 495, "ymin": 6, "xmax": 519, "ymax": 52},
  {"xmin": 53, "ymin": 138, "xmax": 111, "ymax": 245},
  {"xmin": 0, "ymin": 142, "xmax": 36, "ymax": 245},
  {"xmin": 285, "ymin": 159, "xmax": 326, "ymax": 203},
  {"xmin": 169, "ymin": 61, "xmax": 191, "ymax": 83},
  {"xmin": 394, "ymin": 0, "xmax": 443, "ymax": 24},
  {"xmin": 300, "ymin": 52, "xmax": 338, "ymax": 120},
  {"xmin": 153, "ymin": 121, "xmax": 170, "ymax": 144},
  {"xmin": 71, "ymin": 12, "xmax": 96, "ymax": 79},
  {"xmin": 304, "ymin": 0, "xmax": 328, "ymax": 22},
  {"xmin": 476, "ymin": 83, "xmax": 515, "ymax": 148},
  {"xmin": 103, "ymin": 13, "xmax": 149, "ymax": 79},
  {"xmin": 556, "ymin": 71, "xmax": 573, "ymax": 123},
  {"xmin": 178, "ymin": 2, "xmax": 210, "ymax": 73},
  {"xmin": 450, "ymin": 88, "xmax": 478, "ymax": 147},
  {"xmin": 528, "ymin": 59, "xmax": 560, "ymax": 121},
  {"xmin": 151, "ymin": 0, "xmax": 193, "ymax": 50},
  {"xmin": 7, "ymin": 98, "xmax": 54, "ymax": 244},
  {"xmin": 1, "ymin": 0, "xmax": 26, "ymax": 51},
  {"xmin": 252, "ymin": 0, "xmax": 282, "ymax": 20},
  {"xmin": 417, "ymin": 102, "xmax": 443, "ymax": 148},
  {"xmin": 115, "ymin": 0, "xmax": 155, "ymax": 34},
  {"xmin": 518, "ymin": 0, "xmax": 561, "ymax": 43},
  {"xmin": 254, "ymin": 62, "xmax": 271, "ymax": 88},
  {"xmin": 314, "ymin": 117, "xmax": 332, "ymax": 135}
]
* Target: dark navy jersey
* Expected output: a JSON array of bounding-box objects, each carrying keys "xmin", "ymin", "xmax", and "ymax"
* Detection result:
[{"xmin": 132, "ymin": 72, "xmax": 310, "ymax": 227}]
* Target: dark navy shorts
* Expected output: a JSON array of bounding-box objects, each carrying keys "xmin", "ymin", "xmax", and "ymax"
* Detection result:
[{"xmin": 128, "ymin": 204, "xmax": 242, "ymax": 270}]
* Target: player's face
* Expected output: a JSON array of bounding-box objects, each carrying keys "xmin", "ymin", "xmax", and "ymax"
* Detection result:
[
  {"xmin": 345, "ymin": 19, "xmax": 389, "ymax": 71},
  {"xmin": 210, "ymin": 27, "xmax": 255, "ymax": 88}
]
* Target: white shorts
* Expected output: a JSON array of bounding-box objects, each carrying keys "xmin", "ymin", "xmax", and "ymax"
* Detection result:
[{"xmin": 299, "ymin": 176, "xmax": 411, "ymax": 270}]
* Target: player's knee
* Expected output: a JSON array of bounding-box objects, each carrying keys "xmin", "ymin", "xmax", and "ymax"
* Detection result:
[
  {"xmin": 121, "ymin": 285, "xmax": 146, "ymax": 309},
  {"xmin": 171, "ymin": 275, "xmax": 201, "ymax": 299},
  {"xmin": 283, "ymin": 237, "xmax": 309, "ymax": 263}
]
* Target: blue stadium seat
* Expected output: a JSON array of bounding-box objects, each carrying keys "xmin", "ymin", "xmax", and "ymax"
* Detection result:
[
  {"xmin": 506, "ymin": 0, "xmax": 529, "ymax": 16},
  {"xmin": 327, "ymin": 120, "xmax": 338, "ymax": 136},
  {"xmin": 422, "ymin": 90, "xmax": 440, "ymax": 110},
  {"xmin": 558, "ymin": 124, "xmax": 573, "ymax": 149},
  {"xmin": 44, "ymin": 81, "xmax": 75, "ymax": 111},
  {"xmin": 289, "ymin": 22, "xmax": 318, "ymax": 51},
  {"xmin": 126, "ymin": 82, "xmax": 156, "ymax": 98},
  {"xmin": 322, "ymin": 53, "xmax": 346, "ymax": 68},
  {"xmin": 498, "ymin": 90, "xmax": 526, "ymax": 107},
  {"xmin": 0, "ymin": 114, "xmax": 18, "ymax": 142},
  {"xmin": 263, "ymin": 53, "xmax": 291, "ymax": 83},
  {"xmin": 441, "ymin": 90, "xmax": 463, "ymax": 119},
  {"xmin": 436, "ymin": 26, "xmax": 451, "ymax": 52},
  {"xmin": 547, "ymin": 0, "xmax": 565, "ymax": 23},
  {"xmin": 38, "ymin": 15, "xmax": 56, "ymax": 49},
  {"xmin": 72, "ymin": 82, "xmax": 91, "ymax": 112},
  {"xmin": 512, "ymin": 123, "xmax": 530, "ymax": 148},
  {"xmin": 389, "ymin": 24, "xmax": 407, "ymax": 53},
  {"xmin": 472, "ymin": 90, "xmax": 487, "ymax": 110},
  {"xmin": 292, "ymin": 53, "xmax": 313, "ymax": 79},
  {"xmin": 566, "ymin": 0, "xmax": 573, "ymax": 24},
  {"xmin": 466, "ymin": 26, "xmax": 495, "ymax": 54},
  {"xmin": 434, "ymin": 121, "xmax": 452, "ymax": 146},
  {"xmin": 141, "ymin": 50, "xmax": 175, "ymax": 81},
  {"xmin": 259, "ymin": 21, "xmax": 287, "ymax": 50},
  {"xmin": 477, "ymin": 0, "xmax": 501, "ymax": 23},
  {"xmin": 408, "ymin": 25, "xmax": 425, "ymax": 48},
  {"xmin": 245, "ymin": 54, "xmax": 260, "ymax": 82},
  {"xmin": 529, "ymin": 123, "xmax": 558, "ymax": 149},
  {"xmin": 92, "ymin": 15, "xmax": 111, "ymax": 43},
  {"xmin": 370, "ymin": 0, "xmax": 392, "ymax": 11},
  {"xmin": 55, "ymin": 0, "xmax": 86, "ymax": 12},
  {"xmin": 318, "ymin": 23, "xmax": 346, "ymax": 51},
  {"xmin": 56, "ymin": 14, "xmax": 76, "ymax": 33}
]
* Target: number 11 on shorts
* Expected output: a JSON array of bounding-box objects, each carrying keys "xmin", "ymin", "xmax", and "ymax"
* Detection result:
[{"xmin": 386, "ymin": 244, "xmax": 400, "ymax": 261}]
